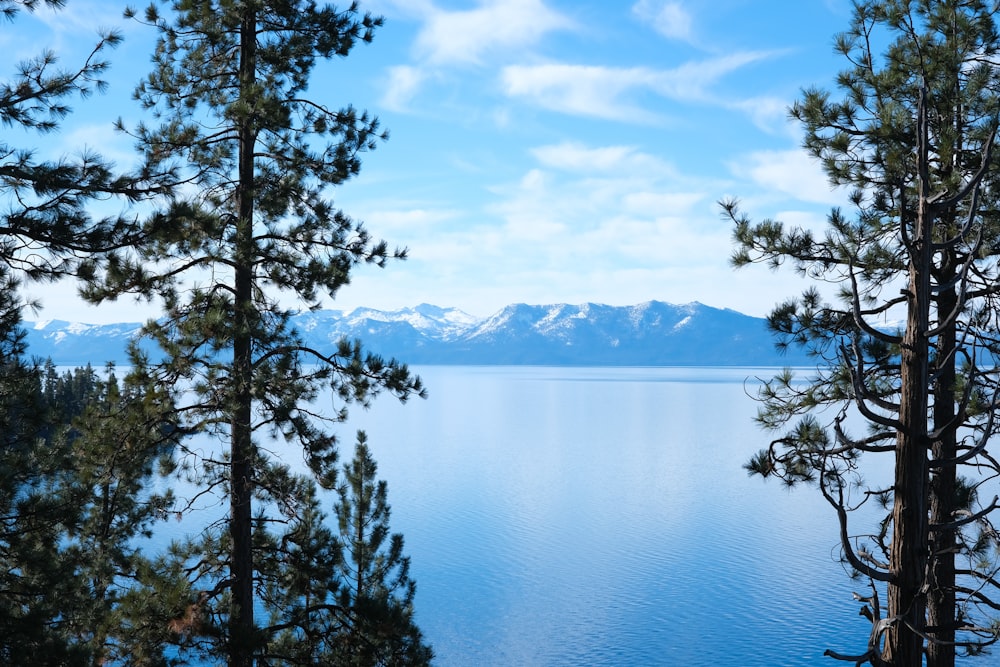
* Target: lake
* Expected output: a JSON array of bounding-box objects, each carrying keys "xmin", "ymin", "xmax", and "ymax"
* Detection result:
[{"xmin": 337, "ymin": 366, "xmax": 875, "ymax": 666}]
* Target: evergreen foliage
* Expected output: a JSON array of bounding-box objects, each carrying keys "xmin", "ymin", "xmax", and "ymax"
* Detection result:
[
  {"xmin": 332, "ymin": 431, "xmax": 432, "ymax": 666},
  {"xmin": 60, "ymin": 365, "xmax": 184, "ymax": 665},
  {"xmin": 0, "ymin": 355, "xmax": 182, "ymax": 665},
  {"xmin": 726, "ymin": 1, "xmax": 1000, "ymax": 664},
  {"xmin": 0, "ymin": 2, "xmax": 431, "ymax": 662},
  {"xmin": 82, "ymin": 2, "xmax": 427, "ymax": 664},
  {"xmin": 261, "ymin": 432, "xmax": 432, "ymax": 666},
  {"xmin": 0, "ymin": 1, "xmax": 161, "ymax": 287},
  {"xmin": 0, "ymin": 2, "xmax": 183, "ymax": 664}
]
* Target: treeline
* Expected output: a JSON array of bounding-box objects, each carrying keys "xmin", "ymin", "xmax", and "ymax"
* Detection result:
[{"xmin": 0, "ymin": 1, "xmax": 430, "ymax": 666}]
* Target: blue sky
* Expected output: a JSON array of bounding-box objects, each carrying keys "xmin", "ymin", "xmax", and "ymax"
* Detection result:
[{"xmin": 14, "ymin": 0, "xmax": 855, "ymax": 323}]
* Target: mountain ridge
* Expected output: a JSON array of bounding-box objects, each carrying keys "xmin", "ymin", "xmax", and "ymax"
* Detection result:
[{"xmin": 23, "ymin": 300, "xmax": 812, "ymax": 367}]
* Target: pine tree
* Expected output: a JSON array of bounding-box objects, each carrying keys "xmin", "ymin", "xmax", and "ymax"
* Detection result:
[
  {"xmin": 57, "ymin": 366, "xmax": 183, "ymax": 665},
  {"xmin": 253, "ymin": 433, "xmax": 431, "ymax": 666},
  {"xmin": 726, "ymin": 1, "xmax": 1000, "ymax": 664},
  {"xmin": 84, "ymin": 3, "xmax": 425, "ymax": 665},
  {"xmin": 256, "ymin": 471, "xmax": 347, "ymax": 664},
  {"xmin": 0, "ymin": 2, "xmax": 158, "ymax": 286},
  {"xmin": 0, "ymin": 336, "xmax": 77, "ymax": 663},
  {"xmin": 331, "ymin": 432, "xmax": 432, "ymax": 666},
  {"xmin": 0, "ymin": 3, "xmax": 173, "ymax": 662},
  {"xmin": 0, "ymin": 358, "xmax": 182, "ymax": 664}
]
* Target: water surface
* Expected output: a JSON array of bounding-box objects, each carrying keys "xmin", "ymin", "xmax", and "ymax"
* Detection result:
[{"xmin": 341, "ymin": 366, "xmax": 874, "ymax": 666}]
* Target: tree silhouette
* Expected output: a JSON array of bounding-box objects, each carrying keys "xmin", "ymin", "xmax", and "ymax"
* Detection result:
[
  {"xmin": 727, "ymin": 1, "xmax": 1000, "ymax": 663},
  {"xmin": 85, "ymin": 3, "xmax": 424, "ymax": 664}
]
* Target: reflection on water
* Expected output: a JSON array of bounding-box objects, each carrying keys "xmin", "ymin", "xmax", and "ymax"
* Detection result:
[{"xmin": 332, "ymin": 366, "xmax": 874, "ymax": 666}]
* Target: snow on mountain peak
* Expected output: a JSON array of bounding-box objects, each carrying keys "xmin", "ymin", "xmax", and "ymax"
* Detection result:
[{"xmin": 21, "ymin": 300, "xmax": 801, "ymax": 366}]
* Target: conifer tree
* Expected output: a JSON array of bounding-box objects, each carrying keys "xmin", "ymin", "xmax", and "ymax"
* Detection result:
[
  {"xmin": 57, "ymin": 366, "xmax": 182, "ymax": 665},
  {"xmin": 0, "ymin": 359, "xmax": 181, "ymax": 664},
  {"xmin": 0, "ymin": 332, "xmax": 75, "ymax": 663},
  {"xmin": 0, "ymin": 2, "xmax": 175, "ymax": 662},
  {"xmin": 85, "ymin": 3, "xmax": 425, "ymax": 665},
  {"xmin": 726, "ymin": 1, "xmax": 1000, "ymax": 664},
  {"xmin": 331, "ymin": 431, "xmax": 431, "ymax": 666},
  {"xmin": 257, "ymin": 433, "xmax": 431, "ymax": 666},
  {"xmin": 0, "ymin": 2, "xmax": 158, "ymax": 286}
]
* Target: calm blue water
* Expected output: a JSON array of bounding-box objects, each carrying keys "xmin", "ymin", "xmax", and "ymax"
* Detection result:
[{"xmin": 337, "ymin": 366, "xmax": 875, "ymax": 666}]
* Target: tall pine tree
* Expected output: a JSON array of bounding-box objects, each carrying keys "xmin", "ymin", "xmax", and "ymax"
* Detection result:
[
  {"xmin": 85, "ymin": 3, "xmax": 425, "ymax": 664},
  {"xmin": 0, "ymin": 2, "xmax": 174, "ymax": 663},
  {"xmin": 726, "ymin": 1, "xmax": 1000, "ymax": 663}
]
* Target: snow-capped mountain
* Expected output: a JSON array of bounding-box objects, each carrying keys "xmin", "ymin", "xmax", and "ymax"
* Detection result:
[{"xmin": 23, "ymin": 301, "xmax": 811, "ymax": 366}]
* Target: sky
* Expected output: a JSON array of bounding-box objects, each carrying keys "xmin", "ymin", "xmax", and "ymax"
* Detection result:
[{"xmin": 10, "ymin": 0, "xmax": 858, "ymax": 323}]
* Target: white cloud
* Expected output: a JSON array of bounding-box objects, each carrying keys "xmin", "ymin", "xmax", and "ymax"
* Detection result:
[
  {"xmin": 622, "ymin": 191, "xmax": 705, "ymax": 215},
  {"xmin": 60, "ymin": 123, "xmax": 137, "ymax": 168},
  {"xmin": 632, "ymin": 0, "xmax": 694, "ymax": 42},
  {"xmin": 502, "ymin": 64, "xmax": 664, "ymax": 122},
  {"xmin": 501, "ymin": 51, "xmax": 776, "ymax": 122},
  {"xmin": 486, "ymin": 142, "xmax": 724, "ymax": 274},
  {"xmin": 531, "ymin": 142, "xmax": 676, "ymax": 175},
  {"xmin": 731, "ymin": 96, "xmax": 794, "ymax": 135},
  {"xmin": 325, "ymin": 140, "xmax": 818, "ymax": 318},
  {"xmin": 661, "ymin": 52, "xmax": 780, "ymax": 98},
  {"xmin": 29, "ymin": 1, "xmax": 135, "ymax": 57},
  {"xmin": 345, "ymin": 142, "xmax": 724, "ymax": 306},
  {"xmin": 0, "ymin": 1, "xmax": 127, "ymax": 67},
  {"xmin": 732, "ymin": 149, "xmax": 844, "ymax": 206},
  {"xmin": 364, "ymin": 207, "xmax": 460, "ymax": 234},
  {"xmin": 382, "ymin": 65, "xmax": 428, "ymax": 112},
  {"xmin": 35, "ymin": 7, "xmax": 116, "ymax": 32},
  {"xmin": 377, "ymin": 0, "xmax": 573, "ymax": 113},
  {"xmin": 414, "ymin": 0, "xmax": 574, "ymax": 66}
]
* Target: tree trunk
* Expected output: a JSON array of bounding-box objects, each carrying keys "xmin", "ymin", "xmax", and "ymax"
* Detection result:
[
  {"xmin": 883, "ymin": 180, "xmax": 932, "ymax": 665},
  {"xmin": 927, "ymin": 280, "xmax": 957, "ymax": 667},
  {"xmin": 927, "ymin": 80, "xmax": 964, "ymax": 667},
  {"xmin": 229, "ymin": 7, "xmax": 257, "ymax": 667},
  {"xmin": 884, "ymin": 324, "xmax": 930, "ymax": 664}
]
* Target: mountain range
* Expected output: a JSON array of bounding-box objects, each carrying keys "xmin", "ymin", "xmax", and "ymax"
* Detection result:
[{"xmin": 24, "ymin": 301, "xmax": 814, "ymax": 367}]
